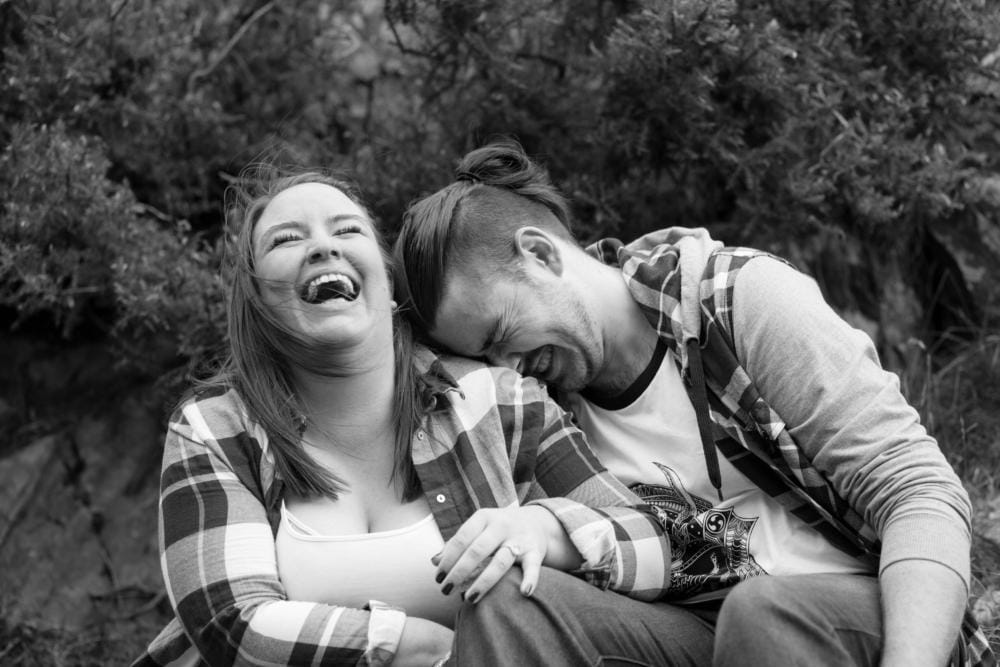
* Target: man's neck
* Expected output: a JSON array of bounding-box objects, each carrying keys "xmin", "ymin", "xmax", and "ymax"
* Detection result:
[{"xmin": 588, "ymin": 270, "xmax": 661, "ymax": 398}]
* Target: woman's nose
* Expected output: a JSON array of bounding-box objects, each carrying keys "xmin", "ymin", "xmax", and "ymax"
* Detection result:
[{"xmin": 308, "ymin": 239, "xmax": 340, "ymax": 262}]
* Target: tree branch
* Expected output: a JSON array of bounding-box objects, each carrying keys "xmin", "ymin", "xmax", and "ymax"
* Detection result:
[{"xmin": 186, "ymin": 0, "xmax": 277, "ymax": 95}]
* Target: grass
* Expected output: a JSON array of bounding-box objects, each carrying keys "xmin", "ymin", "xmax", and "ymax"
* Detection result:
[{"xmin": 898, "ymin": 331, "xmax": 1000, "ymax": 654}]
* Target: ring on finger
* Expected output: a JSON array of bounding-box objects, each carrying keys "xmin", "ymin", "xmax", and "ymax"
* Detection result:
[{"xmin": 498, "ymin": 543, "xmax": 523, "ymax": 560}]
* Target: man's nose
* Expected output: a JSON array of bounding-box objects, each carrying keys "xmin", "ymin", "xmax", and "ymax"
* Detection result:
[{"xmin": 487, "ymin": 350, "xmax": 524, "ymax": 374}]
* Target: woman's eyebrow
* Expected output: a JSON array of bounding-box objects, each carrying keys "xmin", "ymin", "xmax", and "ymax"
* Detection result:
[
  {"xmin": 258, "ymin": 220, "xmax": 305, "ymax": 242},
  {"xmin": 326, "ymin": 213, "xmax": 368, "ymax": 225}
]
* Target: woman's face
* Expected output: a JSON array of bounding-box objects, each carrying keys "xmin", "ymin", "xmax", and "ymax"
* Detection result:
[{"xmin": 250, "ymin": 182, "xmax": 393, "ymax": 350}]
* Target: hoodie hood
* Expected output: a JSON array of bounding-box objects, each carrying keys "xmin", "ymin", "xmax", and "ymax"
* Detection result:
[{"xmin": 586, "ymin": 227, "xmax": 723, "ymax": 371}]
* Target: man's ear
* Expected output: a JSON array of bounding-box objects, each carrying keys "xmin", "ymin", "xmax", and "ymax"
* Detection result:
[{"xmin": 514, "ymin": 227, "xmax": 563, "ymax": 276}]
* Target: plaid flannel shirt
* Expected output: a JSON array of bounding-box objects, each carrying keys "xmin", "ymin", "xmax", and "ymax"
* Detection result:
[
  {"xmin": 587, "ymin": 227, "xmax": 995, "ymax": 667},
  {"xmin": 134, "ymin": 347, "xmax": 670, "ymax": 667}
]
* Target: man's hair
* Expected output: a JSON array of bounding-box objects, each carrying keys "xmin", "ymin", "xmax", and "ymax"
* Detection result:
[
  {"xmin": 194, "ymin": 166, "xmax": 421, "ymax": 500},
  {"xmin": 394, "ymin": 139, "xmax": 576, "ymax": 333}
]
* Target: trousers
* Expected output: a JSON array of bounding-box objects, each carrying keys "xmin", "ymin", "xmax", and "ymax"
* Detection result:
[
  {"xmin": 715, "ymin": 573, "xmax": 884, "ymax": 666},
  {"xmin": 451, "ymin": 566, "xmax": 715, "ymax": 666},
  {"xmin": 453, "ymin": 570, "xmax": 895, "ymax": 666}
]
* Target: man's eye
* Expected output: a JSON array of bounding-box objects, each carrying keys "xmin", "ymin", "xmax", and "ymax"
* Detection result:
[
  {"xmin": 486, "ymin": 333, "xmax": 506, "ymax": 355},
  {"xmin": 269, "ymin": 233, "xmax": 300, "ymax": 249}
]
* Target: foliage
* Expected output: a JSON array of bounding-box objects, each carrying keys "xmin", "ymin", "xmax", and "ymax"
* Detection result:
[
  {"xmin": 0, "ymin": 0, "xmax": 998, "ymax": 366},
  {"xmin": 0, "ymin": 122, "xmax": 224, "ymax": 369},
  {"xmin": 0, "ymin": 0, "xmax": 998, "ymax": 655},
  {"xmin": 593, "ymin": 0, "xmax": 1000, "ymax": 331},
  {"xmin": 382, "ymin": 0, "xmax": 640, "ymax": 234}
]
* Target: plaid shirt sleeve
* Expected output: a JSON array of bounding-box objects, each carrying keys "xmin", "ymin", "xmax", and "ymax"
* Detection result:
[
  {"xmin": 486, "ymin": 368, "xmax": 672, "ymax": 601},
  {"xmin": 157, "ymin": 393, "xmax": 403, "ymax": 666}
]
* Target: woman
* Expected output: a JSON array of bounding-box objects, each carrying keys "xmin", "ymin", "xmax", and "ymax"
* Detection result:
[{"xmin": 133, "ymin": 168, "xmax": 714, "ymax": 666}]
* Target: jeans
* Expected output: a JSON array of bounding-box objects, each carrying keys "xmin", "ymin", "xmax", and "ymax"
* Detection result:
[
  {"xmin": 715, "ymin": 573, "xmax": 884, "ymax": 667},
  {"xmin": 451, "ymin": 567, "xmax": 715, "ymax": 666}
]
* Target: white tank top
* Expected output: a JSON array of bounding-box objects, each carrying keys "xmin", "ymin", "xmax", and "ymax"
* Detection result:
[{"xmin": 275, "ymin": 502, "xmax": 462, "ymax": 627}]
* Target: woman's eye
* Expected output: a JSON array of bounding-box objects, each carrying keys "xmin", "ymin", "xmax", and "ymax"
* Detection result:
[
  {"xmin": 269, "ymin": 233, "xmax": 300, "ymax": 249},
  {"xmin": 333, "ymin": 224, "xmax": 363, "ymax": 236}
]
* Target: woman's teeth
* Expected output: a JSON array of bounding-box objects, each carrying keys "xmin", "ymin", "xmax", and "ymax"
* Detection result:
[{"xmin": 302, "ymin": 273, "xmax": 358, "ymax": 303}]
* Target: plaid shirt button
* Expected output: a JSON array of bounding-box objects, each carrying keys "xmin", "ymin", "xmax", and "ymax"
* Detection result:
[{"xmin": 435, "ymin": 494, "xmax": 446, "ymax": 503}]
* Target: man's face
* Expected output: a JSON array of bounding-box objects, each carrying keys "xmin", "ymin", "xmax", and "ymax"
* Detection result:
[{"xmin": 429, "ymin": 264, "xmax": 604, "ymax": 393}]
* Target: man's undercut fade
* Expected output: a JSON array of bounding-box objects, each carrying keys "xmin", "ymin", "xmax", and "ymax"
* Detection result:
[{"xmin": 394, "ymin": 140, "xmax": 575, "ymax": 336}]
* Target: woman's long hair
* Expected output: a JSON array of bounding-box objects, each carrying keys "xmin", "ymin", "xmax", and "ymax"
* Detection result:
[{"xmin": 194, "ymin": 166, "xmax": 421, "ymax": 500}]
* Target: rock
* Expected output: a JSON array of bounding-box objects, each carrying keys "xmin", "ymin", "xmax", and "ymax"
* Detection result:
[
  {"xmin": 0, "ymin": 390, "xmax": 167, "ymax": 639},
  {"xmin": 0, "ymin": 434, "xmax": 59, "ymax": 551}
]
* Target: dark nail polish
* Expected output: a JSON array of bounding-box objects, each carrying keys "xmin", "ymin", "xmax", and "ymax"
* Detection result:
[
  {"xmin": 460, "ymin": 591, "xmax": 466, "ymax": 601},
  {"xmin": 431, "ymin": 552, "xmax": 442, "ymax": 566},
  {"xmin": 441, "ymin": 583, "xmax": 454, "ymax": 595},
  {"xmin": 435, "ymin": 571, "xmax": 445, "ymax": 584},
  {"xmin": 467, "ymin": 591, "xmax": 480, "ymax": 604}
]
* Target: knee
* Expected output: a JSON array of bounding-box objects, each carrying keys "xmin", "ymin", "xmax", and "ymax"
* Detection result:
[
  {"xmin": 716, "ymin": 575, "xmax": 883, "ymax": 667},
  {"xmin": 455, "ymin": 568, "xmax": 525, "ymax": 631},
  {"xmin": 715, "ymin": 577, "xmax": 794, "ymax": 667},
  {"xmin": 717, "ymin": 576, "xmax": 790, "ymax": 641}
]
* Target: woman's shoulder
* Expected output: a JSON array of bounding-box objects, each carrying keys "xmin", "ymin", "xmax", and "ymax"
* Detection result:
[
  {"xmin": 172, "ymin": 382, "xmax": 245, "ymax": 418},
  {"xmin": 164, "ymin": 384, "xmax": 272, "ymax": 478},
  {"xmin": 168, "ymin": 383, "xmax": 257, "ymax": 444},
  {"xmin": 416, "ymin": 344, "xmax": 545, "ymax": 402}
]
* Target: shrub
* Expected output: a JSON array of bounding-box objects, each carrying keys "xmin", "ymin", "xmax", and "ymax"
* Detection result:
[{"xmin": 0, "ymin": 122, "xmax": 225, "ymax": 371}]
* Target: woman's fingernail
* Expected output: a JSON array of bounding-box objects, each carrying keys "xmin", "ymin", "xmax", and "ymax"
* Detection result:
[
  {"xmin": 435, "ymin": 571, "xmax": 445, "ymax": 584},
  {"xmin": 441, "ymin": 583, "xmax": 454, "ymax": 596},
  {"xmin": 430, "ymin": 552, "xmax": 442, "ymax": 566},
  {"xmin": 521, "ymin": 583, "xmax": 534, "ymax": 597},
  {"xmin": 467, "ymin": 591, "xmax": 480, "ymax": 604}
]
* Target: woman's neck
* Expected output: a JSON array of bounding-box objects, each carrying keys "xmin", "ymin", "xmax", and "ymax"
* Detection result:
[{"xmin": 292, "ymin": 353, "xmax": 397, "ymax": 453}]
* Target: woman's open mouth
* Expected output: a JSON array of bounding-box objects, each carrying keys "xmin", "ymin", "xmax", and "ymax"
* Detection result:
[{"xmin": 300, "ymin": 273, "xmax": 358, "ymax": 304}]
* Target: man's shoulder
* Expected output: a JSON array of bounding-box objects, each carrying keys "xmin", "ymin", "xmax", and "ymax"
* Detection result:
[{"xmin": 703, "ymin": 247, "xmax": 796, "ymax": 286}]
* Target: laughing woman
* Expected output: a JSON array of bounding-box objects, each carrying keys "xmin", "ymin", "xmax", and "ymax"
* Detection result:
[{"xmin": 133, "ymin": 169, "xmax": 713, "ymax": 667}]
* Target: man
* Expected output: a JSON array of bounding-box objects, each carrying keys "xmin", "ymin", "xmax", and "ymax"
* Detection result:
[{"xmin": 393, "ymin": 140, "xmax": 995, "ymax": 666}]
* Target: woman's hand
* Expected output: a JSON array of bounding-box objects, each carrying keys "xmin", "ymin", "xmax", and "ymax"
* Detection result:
[{"xmin": 433, "ymin": 505, "xmax": 583, "ymax": 603}]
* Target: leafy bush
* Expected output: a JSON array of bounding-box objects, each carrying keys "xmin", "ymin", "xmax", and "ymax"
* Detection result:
[
  {"xmin": 0, "ymin": 122, "xmax": 224, "ymax": 370},
  {"xmin": 595, "ymin": 0, "xmax": 1000, "ymax": 240},
  {"xmin": 587, "ymin": 0, "xmax": 1000, "ymax": 351},
  {"xmin": 1, "ymin": 0, "xmax": 998, "ymax": 369}
]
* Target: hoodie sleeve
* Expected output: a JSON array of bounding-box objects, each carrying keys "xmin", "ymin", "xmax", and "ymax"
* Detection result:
[{"xmin": 731, "ymin": 256, "xmax": 971, "ymax": 586}]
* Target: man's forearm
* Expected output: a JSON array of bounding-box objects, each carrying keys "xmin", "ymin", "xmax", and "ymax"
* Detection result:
[
  {"xmin": 522, "ymin": 504, "xmax": 584, "ymax": 570},
  {"xmin": 879, "ymin": 559, "xmax": 966, "ymax": 667}
]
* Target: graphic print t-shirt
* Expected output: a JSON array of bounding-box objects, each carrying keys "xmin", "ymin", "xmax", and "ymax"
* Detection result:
[{"xmin": 565, "ymin": 346, "xmax": 870, "ymax": 603}]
